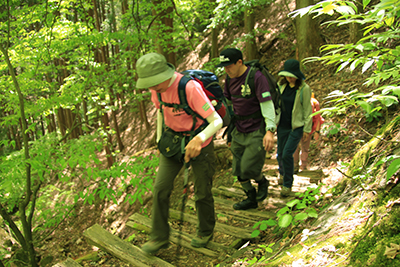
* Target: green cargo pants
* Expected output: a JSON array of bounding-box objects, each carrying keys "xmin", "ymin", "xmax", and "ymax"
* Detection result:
[
  {"xmin": 230, "ymin": 127, "xmax": 266, "ymax": 181},
  {"xmin": 150, "ymin": 141, "xmax": 216, "ymax": 242}
]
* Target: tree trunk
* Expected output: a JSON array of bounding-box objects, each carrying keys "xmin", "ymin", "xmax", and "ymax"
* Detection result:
[
  {"xmin": 295, "ymin": 0, "xmax": 323, "ymax": 62},
  {"xmin": 91, "ymin": 0, "xmax": 115, "ymax": 166},
  {"xmin": 211, "ymin": 27, "xmax": 219, "ymax": 59},
  {"xmin": 244, "ymin": 8, "xmax": 257, "ymax": 60},
  {"xmin": 56, "ymin": 107, "xmax": 67, "ymax": 140},
  {"xmin": 349, "ymin": 0, "xmax": 363, "ymax": 44}
]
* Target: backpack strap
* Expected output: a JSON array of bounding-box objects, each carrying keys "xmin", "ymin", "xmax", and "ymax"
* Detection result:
[
  {"xmin": 227, "ymin": 64, "xmax": 262, "ymax": 119},
  {"xmin": 157, "ymin": 76, "xmax": 209, "ymax": 138},
  {"xmin": 245, "ymin": 63, "xmax": 258, "ymax": 96}
]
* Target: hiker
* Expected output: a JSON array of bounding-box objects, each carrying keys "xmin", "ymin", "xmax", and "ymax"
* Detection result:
[
  {"xmin": 135, "ymin": 52, "xmax": 223, "ymax": 254},
  {"xmin": 276, "ymin": 59, "xmax": 312, "ymax": 197},
  {"xmin": 293, "ymin": 92, "xmax": 324, "ymax": 172},
  {"xmin": 216, "ymin": 48, "xmax": 275, "ymax": 210}
]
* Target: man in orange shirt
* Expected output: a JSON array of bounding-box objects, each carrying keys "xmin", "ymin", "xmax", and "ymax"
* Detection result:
[{"xmin": 136, "ymin": 53, "xmax": 223, "ymax": 254}]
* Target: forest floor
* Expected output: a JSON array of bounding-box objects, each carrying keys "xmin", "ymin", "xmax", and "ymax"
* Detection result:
[{"xmin": 2, "ymin": 1, "xmax": 390, "ymax": 267}]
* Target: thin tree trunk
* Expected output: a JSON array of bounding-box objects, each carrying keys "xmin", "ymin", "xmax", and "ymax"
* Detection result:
[
  {"xmin": 92, "ymin": 0, "xmax": 114, "ymax": 166},
  {"xmin": 295, "ymin": 0, "xmax": 323, "ymax": 62},
  {"xmin": 211, "ymin": 27, "xmax": 219, "ymax": 59},
  {"xmin": 349, "ymin": 0, "xmax": 363, "ymax": 44},
  {"xmin": 0, "ymin": 42, "xmax": 39, "ymax": 267},
  {"xmin": 244, "ymin": 8, "xmax": 257, "ymax": 60}
]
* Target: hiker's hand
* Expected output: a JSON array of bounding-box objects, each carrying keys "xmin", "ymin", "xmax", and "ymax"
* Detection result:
[
  {"xmin": 263, "ymin": 131, "xmax": 274, "ymax": 151},
  {"xmin": 184, "ymin": 136, "xmax": 203, "ymax": 162},
  {"xmin": 303, "ymin": 132, "xmax": 310, "ymax": 142}
]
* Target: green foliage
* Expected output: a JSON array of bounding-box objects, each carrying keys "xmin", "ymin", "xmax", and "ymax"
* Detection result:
[
  {"xmin": 209, "ymin": 0, "xmax": 275, "ymax": 29},
  {"xmin": 251, "ymin": 186, "xmax": 321, "ymax": 238},
  {"xmin": 291, "ymin": 0, "xmax": 400, "ymax": 179},
  {"xmin": 243, "ymin": 243, "xmax": 275, "ymax": 265},
  {"xmin": 387, "ymin": 157, "xmax": 400, "ymax": 180},
  {"xmin": 0, "ymin": 130, "xmax": 157, "ymax": 252}
]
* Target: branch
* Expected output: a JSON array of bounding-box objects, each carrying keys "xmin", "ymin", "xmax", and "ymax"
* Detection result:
[
  {"xmin": 170, "ymin": 0, "xmax": 196, "ymax": 52},
  {"xmin": 28, "ymin": 181, "xmax": 42, "ymax": 228},
  {"xmin": 335, "ymin": 167, "xmax": 366, "ymax": 190},
  {"xmin": 0, "ymin": 203, "xmax": 28, "ymax": 251}
]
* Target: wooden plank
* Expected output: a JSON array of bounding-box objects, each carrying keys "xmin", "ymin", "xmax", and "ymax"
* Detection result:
[
  {"xmin": 52, "ymin": 258, "xmax": 82, "ymax": 267},
  {"xmin": 127, "ymin": 213, "xmax": 219, "ymax": 257},
  {"xmin": 186, "ymin": 200, "xmax": 259, "ymax": 224},
  {"xmin": 168, "ymin": 208, "xmax": 254, "ymax": 240},
  {"xmin": 212, "ymin": 187, "xmax": 245, "ymax": 198},
  {"xmin": 213, "ymin": 196, "xmax": 276, "ymax": 220},
  {"xmin": 83, "ymin": 224, "xmax": 173, "ymax": 267}
]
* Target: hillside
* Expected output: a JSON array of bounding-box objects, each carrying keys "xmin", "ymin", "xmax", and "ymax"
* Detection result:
[{"xmin": 10, "ymin": 1, "xmax": 399, "ymax": 267}]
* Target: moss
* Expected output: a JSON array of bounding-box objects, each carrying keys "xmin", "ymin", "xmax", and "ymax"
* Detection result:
[{"xmin": 350, "ymin": 207, "xmax": 400, "ymax": 266}]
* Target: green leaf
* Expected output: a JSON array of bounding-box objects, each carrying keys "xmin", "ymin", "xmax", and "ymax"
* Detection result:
[
  {"xmin": 336, "ymin": 5, "xmax": 355, "ymax": 15},
  {"xmin": 363, "ymin": 0, "xmax": 372, "ymax": 8},
  {"xmin": 362, "ymin": 59, "xmax": 375, "ymax": 73},
  {"xmin": 265, "ymin": 219, "xmax": 277, "ymax": 226},
  {"xmin": 260, "ymin": 223, "xmax": 268, "ymax": 231},
  {"xmin": 286, "ymin": 199, "xmax": 300, "ymax": 208},
  {"xmin": 278, "ymin": 214, "xmax": 293, "ymax": 228},
  {"xmin": 251, "ymin": 229, "xmax": 260, "ymax": 238},
  {"xmin": 322, "ymin": 3, "xmax": 337, "ymax": 15},
  {"xmin": 308, "ymin": 211, "xmax": 318, "ymax": 218},
  {"xmin": 277, "ymin": 206, "xmax": 290, "ymax": 216},
  {"xmin": 296, "ymin": 202, "xmax": 308, "ymax": 210},
  {"xmin": 387, "ymin": 158, "xmax": 400, "ymax": 180},
  {"xmin": 294, "ymin": 212, "xmax": 309, "ymax": 221}
]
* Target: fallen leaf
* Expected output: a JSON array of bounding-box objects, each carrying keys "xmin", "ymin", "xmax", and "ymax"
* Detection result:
[{"xmin": 384, "ymin": 243, "xmax": 400, "ymax": 259}]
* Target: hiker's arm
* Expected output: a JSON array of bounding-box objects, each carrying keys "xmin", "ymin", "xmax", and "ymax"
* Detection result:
[
  {"xmin": 260, "ymin": 100, "xmax": 276, "ymax": 133},
  {"xmin": 184, "ymin": 111, "xmax": 223, "ymax": 162},
  {"xmin": 156, "ymin": 109, "xmax": 163, "ymax": 143},
  {"xmin": 260, "ymin": 100, "xmax": 276, "ymax": 151}
]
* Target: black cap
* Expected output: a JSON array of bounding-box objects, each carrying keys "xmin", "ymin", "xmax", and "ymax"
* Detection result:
[{"xmin": 215, "ymin": 48, "xmax": 243, "ymax": 68}]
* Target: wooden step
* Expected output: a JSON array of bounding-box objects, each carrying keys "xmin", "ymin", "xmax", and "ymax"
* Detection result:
[
  {"xmin": 83, "ymin": 224, "xmax": 174, "ymax": 267},
  {"xmin": 52, "ymin": 258, "xmax": 82, "ymax": 267},
  {"xmin": 168, "ymin": 208, "xmax": 254, "ymax": 240},
  {"xmin": 212, "ymin": 196, "xmax": 276, "ymax": 219},
  {"xmin": 127, "ymin": 213, "xmax": 221, "ymax": 257}
]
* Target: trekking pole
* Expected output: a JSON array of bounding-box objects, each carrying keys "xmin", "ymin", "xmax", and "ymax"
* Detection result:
[{"xmin": 176, "ymin": 161, "xmax": 190, "ymax": 259}]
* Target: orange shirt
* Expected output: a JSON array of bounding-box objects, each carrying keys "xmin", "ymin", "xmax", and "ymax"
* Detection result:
[
  {"xmin": 311, "ymin": 97, "xmax": 324, "ymax": 133},
  {"xmin": 151, "ymin": 73, "xmax": 215, "ymax": 147}
]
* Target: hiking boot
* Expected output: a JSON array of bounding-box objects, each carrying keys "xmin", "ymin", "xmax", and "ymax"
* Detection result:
[
  {"xmin": 256, "ymin": 176, "xmax": 270, "ymax": 202},
  {"xmin": 191, "ymin": 233, "xmax": 213, "ymax": 248},
  {"xmin": 280, "ymin": 186, "xmax": 292, "ymax": 198},
  {"xmin": 141, "ymin": 240, "xmax": 169, "ymax": 255},
  {"xmin": 233, "ymin": 188, "xmax": 258, "ymax": 210}
]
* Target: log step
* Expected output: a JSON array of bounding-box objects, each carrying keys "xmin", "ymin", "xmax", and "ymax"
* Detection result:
[
  {"xmin": 83, "ymin": 224, "xmax": 174, "ymax": 267},
  {"xmin": 127, "ymin": 213, "xmax": 224, "ymax": 257},
  {"xmin": 52, "ymin": 258, "xmax": 82, "ymax": 267}
]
